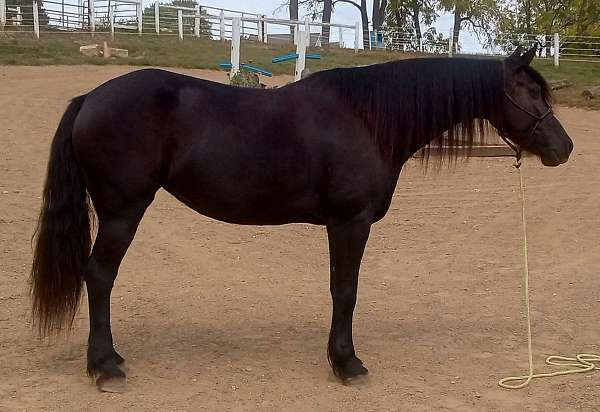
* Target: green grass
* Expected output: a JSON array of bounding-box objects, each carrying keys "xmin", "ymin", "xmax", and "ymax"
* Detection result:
[
  {"xmin": 532, "ymin": 58, "xmax": 600, "ymax": 110},
  {"xmin": 1, "ymin": 33, "xmax": 599, "ymax": 109}
]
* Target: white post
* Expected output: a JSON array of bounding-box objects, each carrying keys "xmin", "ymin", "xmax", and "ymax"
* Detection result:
[
  {"xmin": 553, "ymin": 32, "xmax": 560, "ymax": 67},
  {"xmin": 419, "ymin": 36, "xmax": 423, "ymax": 52},
  {"xmin": 257, "ymin": 13, "xmax": 262, "ymax": 42},
  {"xmin": 32, "ymin": 0, "xmax": 39, "ymax": 38},
  {"xmin": 219, "ymin": 10, "xmax": 225, "ymax": 42},
  {"xmin": 262, "ymin": 15, "xmax": 267, "ymax": 43},
  {"xmin": 293, "ymin": 23, "xmax": 299, "ymax": 45},
  {"xmin": 89, "ymin": 0, "xmax": 95, "ymax": 35},
  {"xmin": 338, "ymin": 26, "xmax": 343, "ymax": 48},
  {"xmin": 177, "ymin": 9, "xmax": 182, "ymax": 41},
  {"xmin": 78, "ymin": 0, "xmax": 82, "ymax": 29},
  {"xmin": 354, "ymin": 21, "xmax": 359, "ymax": 53},
  {"xmin": 304, "ymin": 17, "xmax": 310, "ymax": 46},
  {"xmin": 154, "ymin": 2, "xmax": 159, "ymax": 34},
  {"xmin": 295, "ymin": 26, "xmax": 306, "ymax": 81},
  {"xmin": 231, "ymin": 16, "xmax": 240, "ymax": 76},
  {"xmin": 448, "ymin": 28, "xmax": 453, "ymax": 57},
  {"xmin": 0, "ymin": 0, "xmax": 6, "ymax": 29},
  {"xmin": 137, "ymin": 1, "xmax": 142, "ymax": 35},
  {"xmin": 194, "ymin": 5, "xmax": 200, "ymax": 37},
  {"xmin": 16, "ymin": 6, "xmax": 21, "ymax": 25},
  {"xmin": 109, "ymin": 5, "xmax": 114, "ymax": 40}
]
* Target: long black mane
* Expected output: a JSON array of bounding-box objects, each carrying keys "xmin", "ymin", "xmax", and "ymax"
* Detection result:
[{"xmin": 304, "ymin": 57, "xmax": 522, "ymax": 163}]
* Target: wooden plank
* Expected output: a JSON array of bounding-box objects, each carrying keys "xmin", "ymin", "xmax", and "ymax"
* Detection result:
[
  {"xmin": 413, "ymin": 145, "xmax": 516, "ymax": 158},
  {"xmin": 583, "ymin": 85, "xmax": 600, "ymax": 98}
]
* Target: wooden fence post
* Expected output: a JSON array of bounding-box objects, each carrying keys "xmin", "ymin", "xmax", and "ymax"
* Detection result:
[
  {"xmin": 257, "ymin": 14, "xmax": 262, "ymax": 42},
  {"xmin": 553, "ymin": 33, "xmax": 560, "ymax": 67},
  {"xmin": 194, "ymin": 5, "xmax": 200, "ymax": 37},
  {"xmin": 177, "ymin": 9, "xmax": 183, "ymax": 41},
  {"xmin": 304, "ymin": 17, "xmax": 310, "ymax": 46},
  {"xmin": 219, "ymin": 10, "xmax": 225, "ymax": 42},
  {"xmin": 136, "ymin": 0, "xmax": 142, "ymax": 35},
  {"xmin": 0, "ymin": 0, "xmax": 6, "ymax": 29},
  {"xmin": 89, "ymin": 0, "xmax": 95, "ymax": 35},
  {"xmin": 293, "ymin": 23, "xmax": 299, "ymax": 45},
  {"xmin": 109, "ymin": 5, "xmax": 114, "ymax": 40},
  {"xmin": 295, "ymin": 25, "xmax": 306, "ymax": 81},
  {"xmin": 154, "ymin": 2, "xmax": 159, "ymax": 34},
  {"xmin": 354, "ymin": 21, "xmax": 359, "ymax": 53},
  {"xmin": 231, "ymin": 16, "xmax": 240, "ymax": 75},
  {"xmin": 78, "ymin": 0, "xmax": 82, "ymax": 29},
  {"xmin": 32, "ymin": 0, "xmax": 39, "ymax": 38},
  {"xmin": 262, "ymin": 15, "xmax": 267, "ymax": 43}
]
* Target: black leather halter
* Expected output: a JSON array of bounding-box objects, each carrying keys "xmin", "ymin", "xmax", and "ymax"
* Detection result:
[{"xmin": 500, "ymin": 91, "xmax": 553, "ymax": 165}]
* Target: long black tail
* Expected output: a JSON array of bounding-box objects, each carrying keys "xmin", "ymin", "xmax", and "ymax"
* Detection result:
[{"xmin": 30, "ymin": 95, "xmax": 91, "ymax": 337}]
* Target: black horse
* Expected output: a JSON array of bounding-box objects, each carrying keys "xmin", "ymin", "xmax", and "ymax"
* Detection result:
[{"xmin": 30, "ymin": 45, "xmax": 573, "ymax": 392}]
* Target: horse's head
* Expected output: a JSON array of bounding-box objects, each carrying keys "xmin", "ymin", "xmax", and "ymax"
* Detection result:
[{"xmin": 498, "ymin": 45, "xmax": 573, "ymax": 166}]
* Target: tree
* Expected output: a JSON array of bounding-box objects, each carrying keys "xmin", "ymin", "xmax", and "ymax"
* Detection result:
[
  {"xmin": 372, "ymin": 0, "xmax": 388, "ymax": 31},
  {"xmin": 299, "ymin": 0, "xmax": 370, "ymax": 48},
  {"xmin": 438, "ymin": 0, "xmax": 501, "ymax": 52},
  {"xmin": 385, "ymin": 0, "xmax": 437, "ymax": 47},
  {"xmin": 497, "ymin": 0, "xmax": 599, "ymax": 55},
  {"xmin": 142, "ymin": 0, "xmax": 211, "ymax": 36}
]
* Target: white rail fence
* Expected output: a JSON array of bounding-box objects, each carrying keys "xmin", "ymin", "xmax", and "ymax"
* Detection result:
[
  {"xmin": 374, "ymin": 29, "xmax": 600, "ymax": 65},
  {"xmin": 1, "ymin": 0, "xmax": 599, "ymax": 66},
  {"xmin": 0, "ymin": 0, "xmax": 360, "ymax": 49}
]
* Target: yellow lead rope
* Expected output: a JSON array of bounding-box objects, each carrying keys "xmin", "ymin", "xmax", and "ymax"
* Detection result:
[{"xmin": 498, "ymin": 161, "xmax": 600, "ymax": 389}]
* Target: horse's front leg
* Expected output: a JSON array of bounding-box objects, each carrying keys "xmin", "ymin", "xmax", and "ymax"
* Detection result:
[{"xmin": 326, "ymin": 216, "xmax": 371, "ymax": 381}]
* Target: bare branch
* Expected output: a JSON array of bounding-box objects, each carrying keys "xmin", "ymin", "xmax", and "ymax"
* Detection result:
[{"xmin": 333, "ymin": 0, "xmax": 362, "ymax": 12}]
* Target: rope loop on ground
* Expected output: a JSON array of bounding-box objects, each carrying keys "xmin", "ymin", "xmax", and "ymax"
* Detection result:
[{"xmin": 498, "ymin": 161, "xmax": 600, "ymax": 390}]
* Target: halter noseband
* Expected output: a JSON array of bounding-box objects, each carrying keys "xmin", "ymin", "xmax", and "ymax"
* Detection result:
[{"xmin": 500, "ymin": 91, "xmax": 553, "ymax": 166}]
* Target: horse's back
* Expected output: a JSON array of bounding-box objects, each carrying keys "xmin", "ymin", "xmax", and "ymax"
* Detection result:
[{"xmin": 71, "ymin": 69, "xmax": 325, "ymax": 223}]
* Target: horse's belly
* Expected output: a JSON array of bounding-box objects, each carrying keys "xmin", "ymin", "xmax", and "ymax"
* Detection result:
[{"xmin": 163, "ymin": 146, "xmax": 324, "ymax": 225}]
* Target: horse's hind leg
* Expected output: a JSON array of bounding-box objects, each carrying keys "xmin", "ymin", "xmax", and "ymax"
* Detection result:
[{"xmin": 85, "ymin": 204, "xmax": 149, "ymax": 392}]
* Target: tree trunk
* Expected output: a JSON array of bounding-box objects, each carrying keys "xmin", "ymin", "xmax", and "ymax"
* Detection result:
[
  {"xmin": 412, "ymin": 2, "xmax": 421, "ymax": 43},
  {"xmin": 452, "ymin": 5, "xmax": 462, "ymax": 53},
  {"xmin": 361, "ymin": 0, "xmax": 370, "ymax": 49},
  {"xmin": 394, "ymin": 8, "xmax": 402, "ymax": 27},
  {"xmin": 322, "ymin": 0, "xmax": 332, "ymax": 47},
  {"xmin": 289, "ymin": 0, "xmax": 298, "ymax": 35},
  {"xmin": 372, "ymin": 0, "xmax": 388, "ymax": 31},
  {"xmin": 373, "ymin": 0, "xmax": 381, "ymax": 30},
  {"xmin": 525, "ymin": 0, "xmax": 531, "ymax": 33}
]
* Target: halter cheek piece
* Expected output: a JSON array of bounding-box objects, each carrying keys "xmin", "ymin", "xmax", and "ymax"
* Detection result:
[{"xmin": 500, "ymin": 91, "xmax": 553, "ymax": 165}]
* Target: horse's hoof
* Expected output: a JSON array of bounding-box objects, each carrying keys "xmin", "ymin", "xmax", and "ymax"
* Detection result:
[
  {"xmin": 334, "ymin": 356, "xmax": 369, "ymax": 382},
  {"xmin": 97, "ymin": 376, "xmax": 127, "ymax": 393}
]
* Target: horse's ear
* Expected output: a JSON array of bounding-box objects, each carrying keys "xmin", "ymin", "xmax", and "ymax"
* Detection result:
[
  {"xmin": 506, "ymin": 44, "xmax": 536, "ymax": 68},
  {"xmin": 521, "ymin": 44, "xmax": 537, "ymax": 65},
  {"xmin": 508, "ymin": 45, "xmax": 523, "ymax": 61}
]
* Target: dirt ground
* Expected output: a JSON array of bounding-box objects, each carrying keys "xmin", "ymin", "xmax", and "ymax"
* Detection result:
[{"xmin": 1, "ymin": 65, "xmax": 599, "ymax": 411}]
